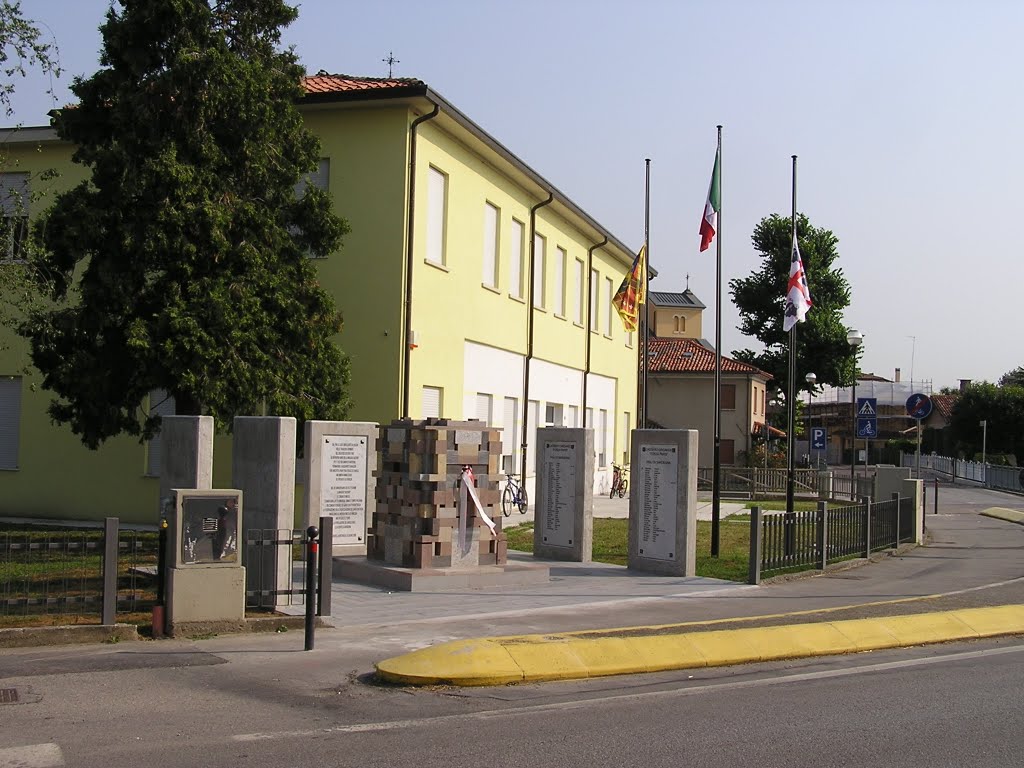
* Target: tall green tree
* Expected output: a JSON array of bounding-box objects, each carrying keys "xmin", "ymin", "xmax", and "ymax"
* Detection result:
[
  {"xmin": 947, "ymin": 381, "xmax": 1024, "ymax": 463},
  {"xmin": 0, "ymin": 0, "xmax": 61, "ymax": 119},
  {"xmin": 21, "ymin": 0, "xmax": 351, "ymax": 449},
  {"xmin": 730, "ymin": 214, "xmax": 857, "ymax": 403},
  {"xmin": 998, "ymin": 366, "xmax": 1024, "ymax": 388}
]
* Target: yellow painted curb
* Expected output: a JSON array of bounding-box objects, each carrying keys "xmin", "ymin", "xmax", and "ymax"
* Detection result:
[
  {"xmin": 374, "ymin": 605, "xmax": 1024, "ymax": 687},
  {"xmin": 980, "ymin": 507, "xmax": 1024, "ymax": 525}
]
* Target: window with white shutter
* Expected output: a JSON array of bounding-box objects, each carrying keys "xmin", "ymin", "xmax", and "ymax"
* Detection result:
[
  {"xmin": 483, "ymin": 202, "xmax": 499, "ymax": 288},
  {"xmin": 533, "ymin": 233, "xmax": 546, "ymax": 309},
  {"xmin": 599, "ymin": 409, "xmax": 609, "ymax": 467},
  {"xmin": 502, "ymin": 396, "xmax": 519, "ymax": 474},
  {"xmin": 589, "ymin": 268, "xmax": 599, "ymax": 331},
  {"xmin": 509, "ymin": 219, "xmax": 524, "ymax": 299},
  {"xmin": 475, "ymin": 393, "xmax": 492, "ymax": 425},
  {"xmin": 555, "ymin": 247, "xmax": 567, "ymax": 317},
  {"xmin": 574, "ymin": 258, "xmax": 584, "ymax": 324},
  {"xmin": 427, "ymin": 166, "xmax": 448, "ymax": 266},
  {"xmin": 422, "ymin": 386, "xmax": 442, "ymax": 418}
]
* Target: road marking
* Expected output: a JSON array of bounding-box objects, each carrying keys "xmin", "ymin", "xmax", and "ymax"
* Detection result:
[
  {"xmin": 0, "ymin": 743, "xmax": 65, "ymax": 767},
  {"xmin": 233, "ymin": 642, "xmax": 1024, "ymax": 742}
]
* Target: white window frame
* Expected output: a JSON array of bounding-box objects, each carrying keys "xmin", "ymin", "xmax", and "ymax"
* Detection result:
[
  {"xmin": 622, "ymin": 411, "xmax": 631, "ymax": 463},
  {"xmin": 605, "ymin": 277, "xmax": 614, "ymax": 337},
  {"xmin": 0, "ymin": 172, "xmax": 29, "ymax": 263},
  {"xmin": 475, "ymin": 392, "xmax": 493, "ymax": 425},
  {"xmin": 598, "ymin": 408, "xmax": 609, "ymax": 467},
  {"xmin": 509, "ymin": 218, "xmax": 525, "ymax": 299},
  {"xmin": 568, "ymin": 404, "xmax": 579, "ymax": 427},
  {"xmin": 527, "ymin": 399, "xmax": 539, "ymax": 477},
  {"xmin": 422, "ymin": 385, "xmax": 443, "ymax": 418},
  {"xmin": 426, "ymin": 166, "xmax": 448, "ymax": 267},
  {"xmin": 533, "ymin": 232, "xmax": 546, "ymax": 309},
  {"xmin": 502, "ymin": 396, "xmax": 520, "ymax": 475},
  {"xmin": 589, "ymin": 268, "xmax": 599, "ymax": 331},
  {"xmin": 554, "ymin": 247, "xmax": 567, "ymax": 317},
  {"xmin": 482, "ymin": 202, "xmax": 499, "ymax": 289},
  {"xmin": 574, "ymin": 258, "xmax": 585, "ymax": 325}
]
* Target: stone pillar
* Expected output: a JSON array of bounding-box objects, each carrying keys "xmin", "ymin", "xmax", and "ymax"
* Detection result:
[
  {"xmin": 902, "ymin": 478, "xmax": 924, "ymax": 544},
  {"xmin": 158, "ymin": 415, "xmax": 214, "ymax": 516},
  {"xmin": 302, "ymin": 421, "xmax": 378, "ymax": 556},
  {"xmin": 533, "ymin": 427, "xmax": 593, "ymax": 562},
  {"xmin": 232, "ymin": 416, "xmax": 296, "ymax": 608},
  {"xmin": 627, "ymin": 429, "xmax": 698, "ymax": 576},
  {"xmin": 874, "ymin": 466, "xmax": 911, "ymax": 503}
]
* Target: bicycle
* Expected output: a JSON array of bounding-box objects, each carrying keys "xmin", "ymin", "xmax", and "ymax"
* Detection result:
[
  {"xmin": 609, "ymin": 463, "xmax": 629, "ymax": 498},
  {"xmin": 502, "ymin": 473, "xmax": 529, "ymax": 517}
]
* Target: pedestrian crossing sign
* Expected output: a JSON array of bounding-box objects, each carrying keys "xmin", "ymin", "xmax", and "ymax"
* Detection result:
[{"xmin": 857, "ymin": 397, "xmax": 877, "ymax": 417}]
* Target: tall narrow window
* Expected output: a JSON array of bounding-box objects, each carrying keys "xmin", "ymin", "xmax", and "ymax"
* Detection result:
[
  {"xmin": 0, "ymin": 173, "xmax": 29, "ymax": 262},
  {"xmin": 475, "ymin": 393, "xmax": 493, "ymax": 425},
  {"xmin": 0, "ymin": 376, "xmax": 22, "ymax": 469},
  {"xmin": 598, "ymin": 409, "xmax": 609, "ymax": 467},
  {"xmin": 589, "ymin": 268, "xmax": 599, "ymax": 331},
  {"xmin": 626, "ymin": 330, "xmax": 634, "ymax": 348},
  {"xmin": 568, "ymin": 404, "xmax": 579, "ymax": 427},
  {"xmin": 427, "ymin": 166, "xmax": 447, "ymax": 266},
  {"xmin": 422, "ymin": 386, "xmax": 443, "ymax": 418},
  {"xmin": 622, "ymin": 412, "xmax": 631, "ymax": 463},
  {"xmin": 554, "ymin": 247, "xmax": 567, "ymax": 317},
  {"xmin": 605, "ymin": 277, "xmax": 614, "ymax": 336},
  {"xmin": 146, "ymin": 389, "xmax": 177, "ymax": 477},
  {"xmin": 574, "ymin": 258, "xmax": 585, "ymax": 324},
  {"xmin": 585, "ymin": 406, "xmax": 594, "ymax": 429},
  {"xmin": 527, "ymin": 400, "xmax": 540, "ymax": 476},
  {"xmin": 721, "ymin": 439, "xmax": 736, "ymax": 465},
  {"xmin": 533, "ymin": 233, "xmax": 546, "ymax": 309},
  {"xmin": 502, "ymin": 397, "xmax": 519, "ymax": 474},
  {"xmin": 483, "ymin": 202, "xmax": 499, "ymax": 288},
  {"xmin": 720, "ymin": 383, "xmax": 737, "ymax": 411},
  {"xmin": 509, "ymin": 218, "xmax": 525, "ymax": 299}
]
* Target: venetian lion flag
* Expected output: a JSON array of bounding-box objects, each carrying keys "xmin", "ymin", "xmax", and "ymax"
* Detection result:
[
  {"xmin": 699, "ymin": 148, "xmax": 721, "ymax": 251},
  {"xmin": 783, "ymin": 235, "xmax": 812, "ymax": 332},
  {"xmin": 612, "ymin": 245, "xmax": 646, "ymax": 332}
]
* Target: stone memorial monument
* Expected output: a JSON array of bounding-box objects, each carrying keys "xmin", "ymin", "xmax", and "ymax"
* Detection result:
[
  {"xmin": 533, "ymin": 427, "xmax": 593, "ymax": 562},
  {"xmin": 628, "ymin": 429, "xmax": 698, "ymax": 576},
  {"xmin": 302, "ymin": 420, "xmax": 377, "ymax": 556}
]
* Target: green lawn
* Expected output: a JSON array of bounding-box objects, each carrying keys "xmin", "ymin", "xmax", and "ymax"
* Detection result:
[{"xmin": 504, "ymin": 517, "xmax": 752, "ymax": 582}]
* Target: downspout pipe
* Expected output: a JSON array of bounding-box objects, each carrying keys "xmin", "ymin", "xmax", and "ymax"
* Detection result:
[
  {"xmin": 519, "ymin": 193, "xmax": 554, "ymax": 480},
  {"xmin": 401, "ymin": 100, "xmax": 440, "ymax": 419},
  {"xmin": 582, "ymin": 237, "xmax": 607, "ymax": 428}
]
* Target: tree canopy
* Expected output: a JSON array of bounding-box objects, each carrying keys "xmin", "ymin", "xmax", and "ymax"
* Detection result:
[
  {"xmin": 998, "ymin": 366, "xmax": 1024, "ymax": 389},
  {"xmin": 21, "ymin": 0, "xmax": 352, "ymax": 449},
  {"xmin": 729, "ymin": 213, "xmax": 857, "ymax": 403},
  {"xmin": 947, "ymin": 381, "xmax": 1024, "ymax": 463},
  {"xmin": 0, "ymin": 0, "xmax": 61, "ymax": 120}
]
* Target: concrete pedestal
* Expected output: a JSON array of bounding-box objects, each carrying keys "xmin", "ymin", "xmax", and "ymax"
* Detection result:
[
  {"xmin": 158, "ymin": 415, "xmax": 214, "ymax": 514},
  {"xmin": 627, "ymin": 430, "xmax": 698, "ymax": 576},
  {"xmin": 334, "ymin": 556, "xmax": 549, "ymax": 592}
]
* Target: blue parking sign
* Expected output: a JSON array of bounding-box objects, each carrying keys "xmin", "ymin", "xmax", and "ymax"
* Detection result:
[{"xmin": 811, "ymin": 427, "xmax": 827, "ymax": 450}]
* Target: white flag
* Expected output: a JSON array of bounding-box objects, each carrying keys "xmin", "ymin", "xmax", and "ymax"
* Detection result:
[{"xmin": 783, "ymin": 236, "xmax": 812, "ymax": 332}]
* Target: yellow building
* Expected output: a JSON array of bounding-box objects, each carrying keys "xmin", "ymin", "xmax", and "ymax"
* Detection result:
[{"xmin": 0, "ymin": 74, "xmax": 639, "ymax": 523}]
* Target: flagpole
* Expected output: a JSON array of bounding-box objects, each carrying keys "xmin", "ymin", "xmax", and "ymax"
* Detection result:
[
  {"xmin": 711, "ymin": 125, "xmax": 723, "ymax": 557},
  {"xmin": 785, "ymin": 154, "xmax": 798, "ymax": 515},
  {"xmin": 642, "ymin": 158, "xmax": 650, "ymax": 430}
]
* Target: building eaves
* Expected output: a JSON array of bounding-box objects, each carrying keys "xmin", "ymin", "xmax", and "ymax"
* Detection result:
[
  {"xmin": 648, "ymin": 337, "xmax": 771, "ymax": 379},
  {"xmin": 649, "ymin": 289, "xmax": 706, "ymax": 309}
]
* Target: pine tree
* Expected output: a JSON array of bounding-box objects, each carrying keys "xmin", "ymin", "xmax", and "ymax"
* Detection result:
[{"xmin": 22, "ymin": 0, "xmax": 351, "ymax": 448}]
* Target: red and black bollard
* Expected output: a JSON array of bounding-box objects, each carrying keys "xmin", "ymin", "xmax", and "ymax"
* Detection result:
[{"xmin": 304, "ymin": 526, "xmax": 319, "ymax": 651}]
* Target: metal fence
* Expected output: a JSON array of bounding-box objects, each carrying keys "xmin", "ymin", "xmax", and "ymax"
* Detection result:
[
  {"xmin": 749, "ymin": 494, "xmax": 917, "ymax": 583},
  {"xmin": 903, "ymin": 453, "xmax": 1023, "ymax": 493},
  {"xmin": 698, "ymin": 467, "xmax": 819, "ymax": 498},
  {"xmin": 244, "ymin": 520, "xmax": 332, "ymax": 615},
  {"xmin": 0, "ymin": 518, "xmax": 158, "ymax": 622},
  {"xmin": 829, "ymin": 475, "xmax": 875, "ymax": 502}
]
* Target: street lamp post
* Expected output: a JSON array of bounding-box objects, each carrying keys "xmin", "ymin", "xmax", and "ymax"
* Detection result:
[
  {"xmin": 980, "ymin": 419, "xmax": 988, "ymax": 467},
  {"xmin": 805, "ymin": 372, "xmax": 817, "ymax": 467},
  {"xmin": 846, "ymin": 329, "xmax": 864, "ymax": 498}
]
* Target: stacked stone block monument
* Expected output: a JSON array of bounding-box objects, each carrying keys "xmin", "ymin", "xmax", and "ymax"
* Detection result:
[{"xmin": 367, "ymin": 418, "xmax": 508, "ymax": 568}]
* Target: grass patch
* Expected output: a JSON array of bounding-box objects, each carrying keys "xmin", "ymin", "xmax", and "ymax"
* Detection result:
[{"xmin": 505, "ymin": 517, "xmax": 752, "ymax": 582}]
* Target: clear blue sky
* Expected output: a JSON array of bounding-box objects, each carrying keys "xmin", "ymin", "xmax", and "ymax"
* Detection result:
[{"xmin": 10, "ymin": 0, "xmax": 1024, "ymax": 391}]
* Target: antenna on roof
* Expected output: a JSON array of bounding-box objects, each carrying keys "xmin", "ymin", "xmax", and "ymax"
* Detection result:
[
  {"xmin": 382, "ymin": 51, "xmax": 400, "ymax": 78},
  {"xmin": 685, "ymin": 273, "xmax": 690, "ymax": 290}
]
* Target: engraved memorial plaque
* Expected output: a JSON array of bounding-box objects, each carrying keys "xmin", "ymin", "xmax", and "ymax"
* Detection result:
[
  {"xmin": 638, "ymin": 443, "xmax": 678, "ymax": 561},
  {"xmin": 321, "ymin": 435, "xmax": 368, "ymax": 544},
  {"xmin": 542, "ymin": 440, "xmax": 577, "ymax": 547}
]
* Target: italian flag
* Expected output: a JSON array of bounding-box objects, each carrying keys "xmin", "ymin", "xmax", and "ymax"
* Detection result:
[{"xmin": 699, "ymin": 148, "xmax": 720, "ymax": 252}]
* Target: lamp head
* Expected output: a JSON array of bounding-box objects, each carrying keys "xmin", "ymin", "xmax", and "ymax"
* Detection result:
[
  {"xmin": 805, "ymin": 372, "xmax": 817, "ymax": 385},
  {"xmin": 846, "ymin": 328, "xmax": 864, "ymax": 347}
]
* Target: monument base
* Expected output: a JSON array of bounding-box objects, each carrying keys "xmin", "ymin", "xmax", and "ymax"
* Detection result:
[{"xmin": 334, "ymin": 556, "xmax": 550, "ymax": 592}]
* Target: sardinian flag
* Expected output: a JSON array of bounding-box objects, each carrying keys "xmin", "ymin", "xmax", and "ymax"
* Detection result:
[{"xmin": 783, "ymin": 235, "xmax": 812, "ymax": 332}]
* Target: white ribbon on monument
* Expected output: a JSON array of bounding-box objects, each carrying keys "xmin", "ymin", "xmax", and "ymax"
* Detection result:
[{"xmin": 458, "ymin": 466, "xmax": 497, "ymax": 556}]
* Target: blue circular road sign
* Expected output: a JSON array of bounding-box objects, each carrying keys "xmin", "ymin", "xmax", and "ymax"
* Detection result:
[{"xmin": 905, "ymin": 393, "xmax": 933, "ymax": 420}]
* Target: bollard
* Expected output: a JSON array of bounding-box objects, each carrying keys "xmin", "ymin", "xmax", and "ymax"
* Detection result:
[
  {"xmin": 304, "ymin": 526, "xmax": 319, "ymax": 651},
  {"xmin": 934, "ymin": 477, "xmax": 939, "ymax": 515}
]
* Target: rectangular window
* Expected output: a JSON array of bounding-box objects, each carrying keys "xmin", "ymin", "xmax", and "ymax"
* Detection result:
[
  {"xmin": 475, "ymin": 393, "xmax": 492, "ymax": 425},
  {"xmin": 605, "ymin": 277, "xmax": 614, "ymax": 336},
  {"xmin": 422, "ymin": 386, "xmax": 443, "ymax": 418},
  {"xmin": 527, "ymin": 400, "xmax": 539, "ymax": 476},
  {"xmin": 0, "ymin": 173, "xmax": 29, "ymax": 262},
  {"xmin": 0, "ymin": 376, "xmax": 22, "ymax": 469},
  {"xmin": 574, "ymin": 258, "xmax": 585, "ymax": 324},
  {"xmin": 533, "ymin": 233, "xmax": 546, "ymax": 309},
  {"xmin": 598, "ymin": 409, "xmax": 609, "ymax": 467},
  {"xmin": 585, "ymin": 406, "xmax": 594, "ymax": 429},
  {"xmin": 509, "ymin": 218, "xmax": 525, "ymax": 299},
  {"xmin": 626, "ymin": 330, "xmax": 634, "ymax": 348},
  {"xmin": 146, "ymin": 388, "xmax": 177, "ymax": 477},
  {"xmin": 502, "ymin": 396, "xmax": 519, "ymax": 475},
  {"xmin": 544, "ymin": 402, "xmax": 564, "ymax": 427},
  {"xmin": 622, "ymin": 411, "xmax": 631, "ymax": 463},
  {"xmin": 721, "ymin": 438, "xmax": 736, "ymax": 465},
  {"xmin": 426, "ymin": 166, "xmax": 447, "ymax": 266},
  {"xmin": 589, "ymin": 268, "xmax": 599, "ymax": 331},
  {"xmin": 482, "ymin": 202, "xmax": 499, "ymax": 288},
  {"xmin": 721, "ymin": 383, "xmax": 737, "ymax": 411},
  {"xmin": 554, "ymin": 247, "xmax": 567, "ymax": 317},
  {"xmin": 567, "ymin": 404, "xmax": 578, "ymax": 427}
]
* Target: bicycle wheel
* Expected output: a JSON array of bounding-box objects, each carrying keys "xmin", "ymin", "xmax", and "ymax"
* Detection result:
[
  {"xmin": 502, "ymin": 485, "xmax": 514, "ymax": 517},
  {"xmin": 618, "ymin": 479, "xmax": 628, "ymax": 498},
  {"xmin": 517, "ymin": 487, "xmax": 529, "ymax": 514},
  {"xmin": 609, "ymin": 480, "xmax": 617, "ymax": 500}
]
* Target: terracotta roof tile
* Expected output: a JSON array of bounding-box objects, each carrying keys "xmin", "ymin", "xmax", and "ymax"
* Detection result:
[
  {"xmin": 302, "ymin": 73, "xmax": 425, "ymax": 94},
  {"xmin": 930, "ymin": 393, "xmax": 957, "ymax": 421},
  {"xmin": 648, "ymin": 337, "xmax": 771, "ymax": 378}
]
